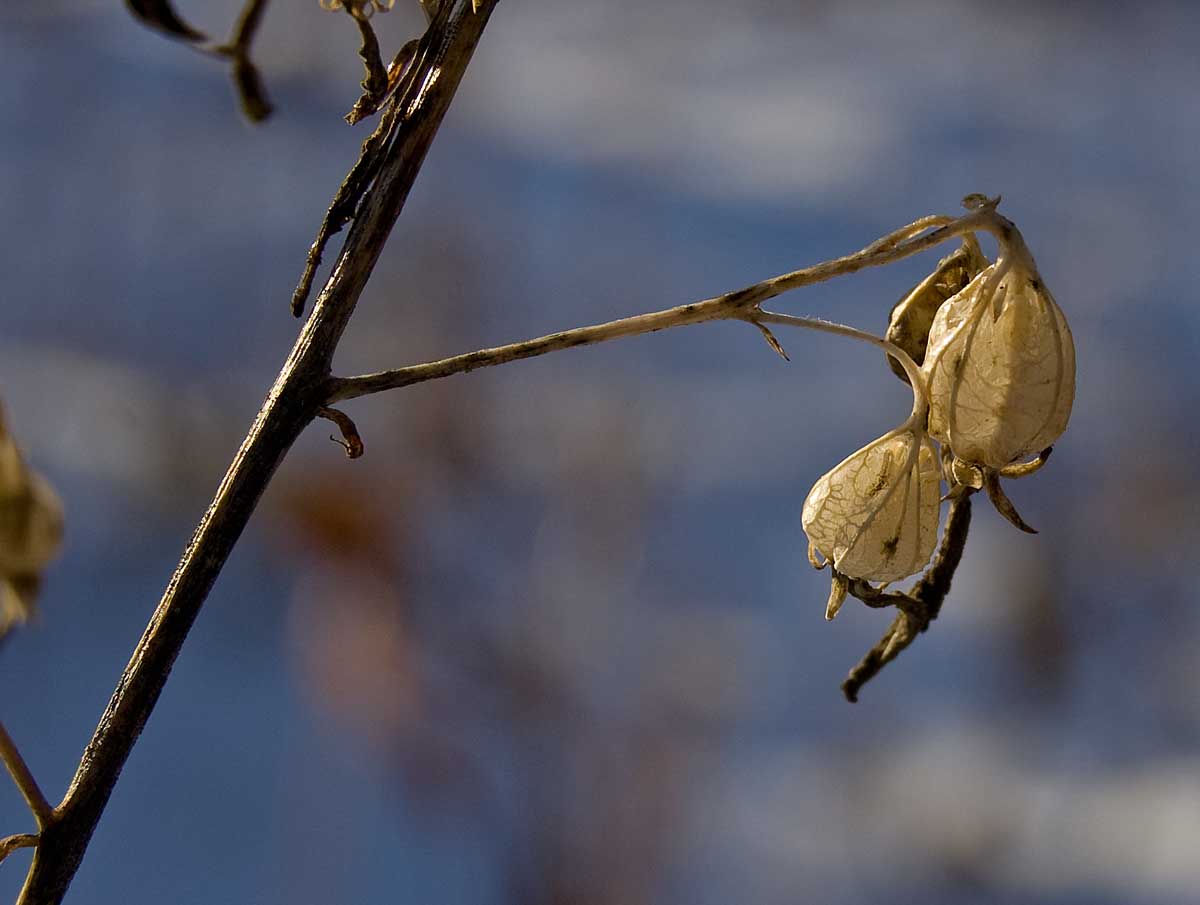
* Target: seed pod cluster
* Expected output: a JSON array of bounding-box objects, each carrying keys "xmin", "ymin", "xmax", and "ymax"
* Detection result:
[{"xmin": 802, "ymin": 214, "xmax": 1075, "ymax": 598}]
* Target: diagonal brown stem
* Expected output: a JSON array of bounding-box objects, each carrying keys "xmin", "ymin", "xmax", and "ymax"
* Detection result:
[{"xmin": 17, "ymin": 4, "xmax": 495, "ymax": 902}]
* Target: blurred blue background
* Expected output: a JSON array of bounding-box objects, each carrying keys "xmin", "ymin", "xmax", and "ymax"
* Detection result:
[{"xmin": 2, "ymin": 1, "xmax": 1198, "ymax": 902}]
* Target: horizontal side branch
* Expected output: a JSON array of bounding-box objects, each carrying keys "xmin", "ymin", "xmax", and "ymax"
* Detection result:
[{"xmin": 328, "ymin": 207, "xmax": 994, "ymax": 402}]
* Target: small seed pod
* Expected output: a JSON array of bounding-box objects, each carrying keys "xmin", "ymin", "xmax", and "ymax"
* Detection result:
[
  {"xmin": 923, "ymin": 262, "xmax": 1075, "ymax": 469},
  {"xmin": 885, "ymin": 242, "xmax": 989, "ymax": 384},
  {"xmin": 802, "ymin": 430, "xmax": 941, "ymax": 583}
]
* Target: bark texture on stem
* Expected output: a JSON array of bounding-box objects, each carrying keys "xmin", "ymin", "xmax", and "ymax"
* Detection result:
[{"xmin": 18, "ymin": 4, "xmax": 495, "ymax": 902}]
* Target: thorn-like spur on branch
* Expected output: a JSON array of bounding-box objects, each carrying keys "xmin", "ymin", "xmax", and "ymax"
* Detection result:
[
  {"xmin": 318, "ymin": 407, "xmax": 365, "ymax": 458},
  {"xmin": 841, "ymin": 493, "xmax": 974, "ymax": 702},
  {"xmin": 125, "ymin": 0, "xmax": 273, "ymax": 121},
  {"xmin": 751, "ymin": 320, "xmax": 790, "ymax": 360}
]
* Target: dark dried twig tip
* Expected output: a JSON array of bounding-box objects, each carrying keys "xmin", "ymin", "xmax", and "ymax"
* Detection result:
[
  {"xmin": 839, "ymin": 494, "xmax": 974, "ymax": 701},
  {"xmin": 842, "ymin": 614, "xmax": 911, "ymax": 702},
  {"xmin": 125, "ymin": 0, "xmax": 273, "ymax": 121},
  {"xmin": 318, "ymin": 407, "xmax": 365, "ymax": 458}
]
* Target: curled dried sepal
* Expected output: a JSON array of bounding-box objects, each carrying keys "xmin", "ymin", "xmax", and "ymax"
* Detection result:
[
  {"xmin": 983, "ymin": 469, "xmax": 1036, "ymax": 534},
  {"xmin": 802, "ymin": 429, "xmax": 941, "ymax": 583},
  {"xmin": 923, "ymin": 253, "xmax": 1075, "ymax": 469},
  {"xmin": 825, "ymin": 571, "xmax": 849, "ymax": 621},
  {"xmin": 885, "ymin": 240, "xmax": 989, "ymax": 383}
]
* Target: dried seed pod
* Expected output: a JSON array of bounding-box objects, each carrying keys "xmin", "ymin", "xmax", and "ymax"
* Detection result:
[
  {"xmin": 885, "ymin": 242, "xmax": 988, "ymax": 383},
  {"xmin": 802, "ymin": 430, "xmax": 941, "ymax": 583},
  {"xmin": 923, "ymin": 262, "xmax": 1075, "ymax": 469}
]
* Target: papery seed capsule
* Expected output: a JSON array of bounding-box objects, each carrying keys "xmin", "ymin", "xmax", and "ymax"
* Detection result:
[
  {"xmin": 885, "ymin": 243, "xmax": 988, "ymax": 384},
  {"xmin": 802, "ymin": 430, "xmax": 941, "ymax": 583},
  {"xmin": 923, "ymin": 264, "xmax": 1075, "ymax": 468}
]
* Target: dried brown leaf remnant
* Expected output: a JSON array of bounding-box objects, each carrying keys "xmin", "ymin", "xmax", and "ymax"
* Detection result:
[{"xmin": 0, "ymin": 403, "xmax": 63, "ymax": 642}]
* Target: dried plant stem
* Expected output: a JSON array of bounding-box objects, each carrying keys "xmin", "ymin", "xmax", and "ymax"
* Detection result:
[
  {"xmin": 0, "ymin": 720, "xmax": 52, "ymax": 830},
  {"xmin": 15, "ymin": 12, "xmax": 1011, "ymax": 888},
  {"xmin": 328, "ymin": 211, "xmax": 987, "ymax": 403},
  {"xmin": 17, "ymin": 4, "xmax": 494, "ymax": 902},
  {"xmin": 841, "ymin": 493, "xmax": 974, "ymax": 702},
  {"xmin": 1, "ymin": 834, "xmax": 39, "ymax": 864}
]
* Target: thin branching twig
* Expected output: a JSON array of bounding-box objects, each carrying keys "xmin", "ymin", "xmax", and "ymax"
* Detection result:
[
  {"xmin": 326, "ymin": 209, "xmax": 1003, "ymax": 401},
  {"xmin": 841, "ymin": 492, "xmax": 974, "ymax": 702},
  {"xmin": 0, "ymin": 720, "xmax": 53, "ymax": 830},
  {"xmin": 124, "ymin": 0, "xmax": 273, "ymax": 120},
  {"xmin": 17, "ymin": 3, "xmax": 494, "ymax": 901}
]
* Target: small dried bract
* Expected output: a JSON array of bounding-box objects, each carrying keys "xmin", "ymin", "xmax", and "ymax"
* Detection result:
[
  {"xmin": 802, "ymin": 427, "xmax": 941, "ymax": 585},
  {"xmin": 923, "ymin": 247, "xmax": 1075, "ymax": 470}
]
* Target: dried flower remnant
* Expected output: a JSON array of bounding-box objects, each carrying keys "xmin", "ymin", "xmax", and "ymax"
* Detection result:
[{"xmin": 922, "ymin": 240, "xmax": 1075, "ymax": 471}]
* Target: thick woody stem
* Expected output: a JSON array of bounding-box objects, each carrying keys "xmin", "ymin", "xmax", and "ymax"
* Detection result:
[{"xmin": 17, "ymin": 4, "xmax": 495, "ymax": 902}]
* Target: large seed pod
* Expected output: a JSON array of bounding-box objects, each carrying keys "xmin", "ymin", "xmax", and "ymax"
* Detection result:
[
  {"xmin": 802, "ymin": 430, "xmax": 941, "ymax": 583},
  {"xmin": 885, "ymin": 242, "xmax": 988, "ymax": 383},
  {"xmin": 923, "ymin": 264, "xmax": 1075, "ymax": 468}
]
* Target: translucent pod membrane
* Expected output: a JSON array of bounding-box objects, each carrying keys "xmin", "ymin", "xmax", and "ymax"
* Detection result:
[
  {"xmin": 802, "ymin": 430, "xmax": 941, "ymax": 583},
  {"xmin": 885, "ymin": 243, "xmax": 987, "ymax": 383},
  {"xmin": 924, "ymin": 264, "xmax": 1075, "ymax": 469}
]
